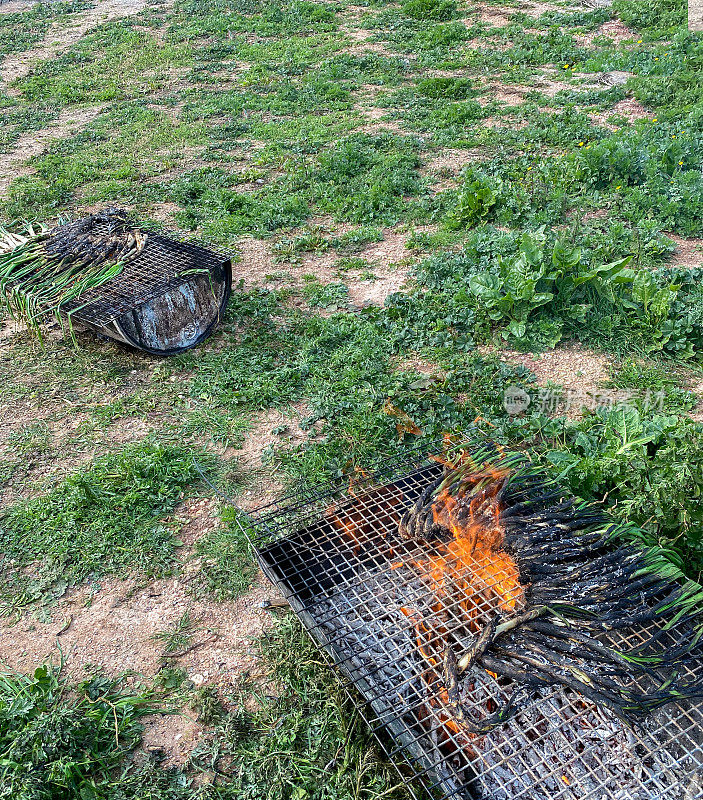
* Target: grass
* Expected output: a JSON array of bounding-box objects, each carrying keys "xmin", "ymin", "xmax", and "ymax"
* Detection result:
[
  {"xmin": 0, "ymin": 441, "xmax": 216, "ymax": 611},
  {"xmin": 1, "ymin": 0, "xmax": 703, "ymax": 793},
  {"xmin": 0, "ymin": 663, "xmax": 155, "ymax": 799},
  {"xmin": 0, "ymin": 618, "xmax": 408, "ymax": 800},
  {"xmin": 0, "ymin": 0, "xmax": 94, "ymax": 60},
  {"xmin": 152, "ymin": 610, "xmax": 197, "ymax": 653},
  {"xmin": 192, "ymin": 506, "xmax": 261, "ymax": 600}
]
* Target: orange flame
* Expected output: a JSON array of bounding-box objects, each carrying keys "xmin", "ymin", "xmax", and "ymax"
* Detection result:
[
  {"xmin": 407, "ymin": 465, "xmax": 524, "ymax": 634},
  {"xmin": 327, "ymin": 456, "xmax": 525, "ymax": 760},
  {"xmin": 400, "ymin": 460, "xmax": 525, "ymax": 755}
]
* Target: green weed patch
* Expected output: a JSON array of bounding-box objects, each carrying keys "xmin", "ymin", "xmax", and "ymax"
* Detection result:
[{"xmin": 0, "ymin": 442, "xmax": 214, "ymax": 608}]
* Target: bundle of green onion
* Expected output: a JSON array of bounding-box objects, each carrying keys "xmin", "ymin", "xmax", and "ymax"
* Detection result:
[{"xmin": 0, "ymin": 209, "xmax": 147, "ymax": 337}]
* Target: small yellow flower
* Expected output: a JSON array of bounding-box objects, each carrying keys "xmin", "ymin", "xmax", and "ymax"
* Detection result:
[
  {"xmin": 563, "ymin": 63, "xmax": 569, "ymax": 69},
  {"xmin": 679, "ymin": 161, "xmax": 684, "ymax": 166},
  {"xmin": 527, "ymin": 166, "xmax": 533, "ymax": 170},
  {"xmin": 672, "ymin": 135, "xmax": 676, "ymax": 139},
  {"xmin": 652, "ymin": 118, "xmax": 658, "ymax": 122},
  {"xmin": 637, "ymin": 39, "xmax": 643, "ymax": 43},
  {"xmin": 615, "ymin": 185, "xmax": 622, "ymax": 190},
  {"xmin": 578, "ymin": 141, "xmax": 585, "ymax": 147},
  {"xmin": 585, "ymin": 145, "xmax": 591, "ymax": 149}
]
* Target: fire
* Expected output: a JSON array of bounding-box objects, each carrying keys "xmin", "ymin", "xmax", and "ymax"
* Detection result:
[
  {"xmin": 327, "ymin": 453, "xmax": 526, "ymax": 760},
  {"xmin": 405, "ymin": 464, "xmax": 525, "ymax": 633},
  {"xmin": 397, "ymin": 458, "xmax": 526, "ymax": 757}
]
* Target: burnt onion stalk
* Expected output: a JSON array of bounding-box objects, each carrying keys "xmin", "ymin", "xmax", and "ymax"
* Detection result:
[
  {"xmin": 0, "ymin": 209, "xmax": 146, "ymax": 338},
  {"xmin": 400, "ymin": 449, "xmax": 703, "ymax": 732}
]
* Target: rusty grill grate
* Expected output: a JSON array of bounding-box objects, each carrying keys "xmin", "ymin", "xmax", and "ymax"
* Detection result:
[
  {"xmin": 64, "ymin": 227, "xmax": 228, "ymax": 327},
  {"xmin": 241, "ymin": 443, "xmax": 703, "ymax": 800}
]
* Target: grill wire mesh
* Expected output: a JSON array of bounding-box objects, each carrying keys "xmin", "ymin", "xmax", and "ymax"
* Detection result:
[
  {"xmin": 63, "ymin": 226, "xmax": 228, "ymax": 326},
  {"xmin": 241, "ymin": 443, "xmax": 703, "ymax": 800}
]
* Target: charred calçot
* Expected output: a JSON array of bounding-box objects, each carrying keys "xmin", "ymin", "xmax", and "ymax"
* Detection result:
[
  {"xmin": 398, "ymin": 449, "xmax": 703, "ymax": 733},
  {"xmin": 44, "ymin": 208, "xmax": 147, "ymax": 268},
  {"xmin": 0, "ymin": 208, "xmax": 147, "ymax": 333}
]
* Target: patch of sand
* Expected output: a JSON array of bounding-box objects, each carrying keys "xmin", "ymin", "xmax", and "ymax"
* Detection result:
[
  {"xmin": 150, "ymin": 201, "xmax": 183, "ymax": 226},
  {"xmin": 1, "ymin": 0, "xmax": 147, "ymax": 87},
  {"xmin": 394, "ymin": 354, "xmax": 445, "ymax": 379},
  {"xmin": 0, "ymin": 569, "xmax": 279, "ymax": 763},
  {"xmin": 590, "ymin": 97, "xmax": 650, "ymax": 129},
  {"xmin": 356, "ymin": 104, "xmax": 407, "ymax": 135},
  {"xmin": 665, "ymin": 234, "xmax": 703, "ymax": 270},
  {"xmin": 484, "ymin": 344, "xmax": 611, "ymax": 418},
  {"xmin": 228, "ymin": 403, "xmax": 319, "ymax": 510},
  {"xmin": 0, "ymin": 574, "xmax": 275, "ymax": 685},
  {"xmin": 344, "ymin": 227, "xmax": 417, "ymax": 306},
  {"xmin": 347, "ymin": 264, "xmax": 409, "ymax": 306},
  {"xmin": 295, "ymin": 226, "xmax": 424, "ymax": 308},
  {"xmin": 493, "ymin": 84, "xmax": 526, "ymax": 106},
  {"xmin": 689, "ymin": 380, "xmax": 703, "ymax": 423},
  {"xmin": 233, "ymin": 237, "xmax": 277, "ymax": 288},
  {"xmin": 575, "ymin": 18, "xmax": 635, "ymax": 47},
  {"xmin": 520, "ymin": 0, "xmax": 560, "ymax": 16},
  {"xmin": 345, "ymin": 38, "xmax": 404, "ymax": 60},
  {"xmin": 0, "ymin": 0, "xmax": 37, "ymax": 13},
  {"xmin": 0, "ymin": 106, "xmax": 103, "ymax": 196},
  {"xmin": 466, "ymin": 1, "xmax": 558, "ymax": 26},
  {"xmin": 464, "ymin": 5, "xmax": 512, "ymax": 26},
  {"xmin": 140, "ymin": 708, "xmax": 204, "ymax": 766},
  {"xmin": 423, "ymin": 148, "xmax": 486, "ymax": 175},
  {"xmin": 235, "ymin": 225, "xmax": 429, "ymax": 308},
  {"xmin": 490, "ymin": 75, "xmax": 573, "ymax": 106}
]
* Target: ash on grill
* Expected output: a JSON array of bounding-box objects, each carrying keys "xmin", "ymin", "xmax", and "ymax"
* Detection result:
[
  {"xmin": 310, "ymin": 571, "xmax": 694, "ymax": 799},
  {"xmin": 250, "ymin": 444, "xmax": 703, "ymax": 800}
]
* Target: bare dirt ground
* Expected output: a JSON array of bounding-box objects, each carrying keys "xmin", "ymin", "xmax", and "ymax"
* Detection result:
[
  {"xmin": 466, "ymin": 0, "xmax": 559, "ymax": 27},
  {"xmin": 1, "ymin": 0, "xmax": 147, "ymax": 87},
  {"xmin": 235, "ymin": 226, "xmax": 425, "ymax": 309},
  {"xmin": 0, "ymin": 574, "xmax": 273, "ymax": 683},
  {"xmin": 423, "ymin": 148, "xmax": 486, "ymax": 182},
  {"xmin": 666, "ymin": 234, "xmax": 703, "ymax": 269},
  {"xmin": 228, "ymin": 403, "xmax": 320, "ymax": 511},
  {"xmin": 489, "ymin": 73, "xmax": 574, "ymax": 106},
  {"xmin": 0, "ymin": 570, "xmax": 277, "ymax": 754},
  {"xmin": 590, "ymin": 97, "xmax": 651, "ymax": 128},
  {"xmin": 689, "ymin": 380, "xmax": 703, "ymax": 423},
  {"xmin": 0, "ymin": 0, "xmax": 37, "ymax": 13},
  {"xmin": 575, "ymin": 18, "xmax": 635, "ymax": 47},
  {"xmin": 0, "ymin": 106, "xmax": 103, "ymax": 194},
  {"xmin": 485, "ymin": 344, "xmax": 612, "ymax": 418}
]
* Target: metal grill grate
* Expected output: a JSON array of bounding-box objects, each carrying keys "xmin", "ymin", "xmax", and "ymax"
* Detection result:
[
  {"xmin": 240, "ymin": 443, "xmax": 703, "ymax": 800},
  {"xmin": 64, "ymin": 228, "xmax": 228, "ymax": 327}
]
